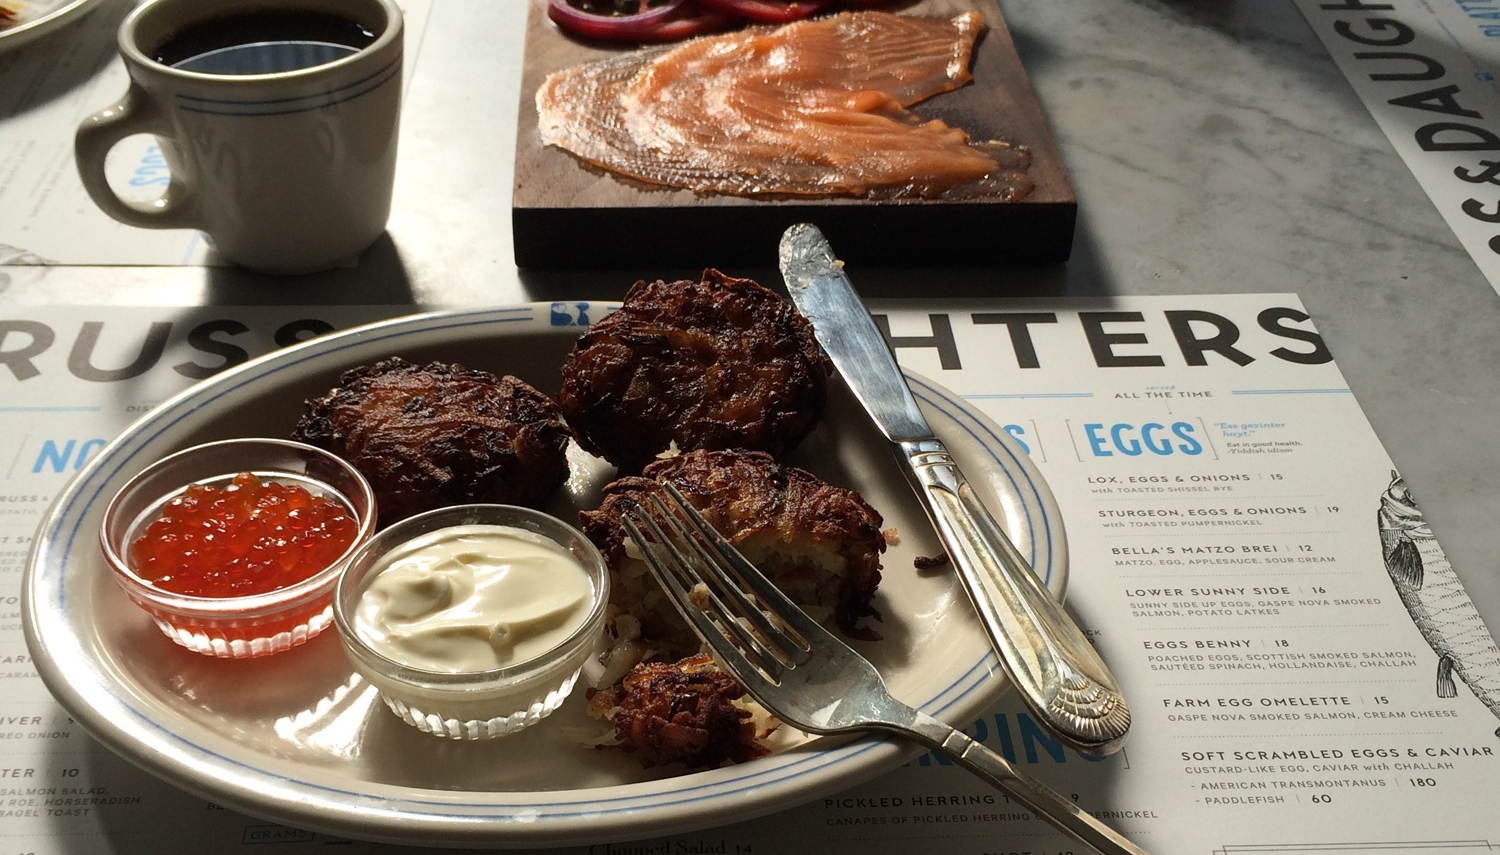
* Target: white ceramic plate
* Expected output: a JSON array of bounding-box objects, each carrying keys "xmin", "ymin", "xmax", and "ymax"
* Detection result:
[
  {"xmin": 0, "ymin": 0, "xmax": 107, "ymax": 53},
  {"xmin": 23, "ymin": 305, "xmax": 1068, "ymax": 848}
]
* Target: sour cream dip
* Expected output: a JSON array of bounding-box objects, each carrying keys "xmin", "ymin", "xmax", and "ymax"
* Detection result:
[{"xmin": 354, "ymin": 524, "xmax": 596, "ymax": 673}]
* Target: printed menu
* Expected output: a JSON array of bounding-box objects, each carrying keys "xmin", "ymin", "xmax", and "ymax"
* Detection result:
[{"xmin": 0, "ymin": 295, "xmax": 1496, "ymax": 854}]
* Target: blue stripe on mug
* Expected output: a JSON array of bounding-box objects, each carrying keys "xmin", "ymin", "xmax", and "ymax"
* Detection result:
[
  {"xmin": 175, "ymin": 56, "xmax": 400, "ymax": 107},
  {"xmin": 176, "ymin": 60, "xmax": 400, "ymax": 117}
]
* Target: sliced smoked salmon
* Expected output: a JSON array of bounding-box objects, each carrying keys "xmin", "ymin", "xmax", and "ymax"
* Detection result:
[{"xmin": 536, "ymin": 11, "xmax": 1032, "ymax": 198}]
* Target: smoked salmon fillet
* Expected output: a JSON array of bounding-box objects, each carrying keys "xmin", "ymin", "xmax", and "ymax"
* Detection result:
[{"xmin": 536, "ymin": 11, "xmax": 1031, "ymax": 198}]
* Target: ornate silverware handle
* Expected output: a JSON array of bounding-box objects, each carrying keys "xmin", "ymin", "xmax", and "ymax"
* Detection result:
[
  {"xmin": 779, "ymin": 222, "xmax": 1131, "ymax": 755},
  {"xmin": 900, "ymin": 437, "xmax": 1131, "ymax": 755}
]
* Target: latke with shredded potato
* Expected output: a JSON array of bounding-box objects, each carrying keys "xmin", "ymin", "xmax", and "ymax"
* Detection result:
[
  {"xmin": 292, "ymin": 357, "xmax": 572, "ymax": 525},
  {"xmin": 559, "ymin": 269, "xmax": 829, "ymax": 474}
]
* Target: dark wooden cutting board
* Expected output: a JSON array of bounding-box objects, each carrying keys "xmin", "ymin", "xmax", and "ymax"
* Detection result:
[{"xmin": 512, "ymin": 0, "xmax": 1075, "ymax": 269}]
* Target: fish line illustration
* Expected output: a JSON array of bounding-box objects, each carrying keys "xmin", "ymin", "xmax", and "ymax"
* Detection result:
[{"xmin": 1378, "ymin": 472, "xmax": 1500, "ymax": 738}]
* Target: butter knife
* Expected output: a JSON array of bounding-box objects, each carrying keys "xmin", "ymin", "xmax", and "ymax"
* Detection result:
[{"xmin": 779, "ymin": 223, "xmax": 1130, "ymax": 756}]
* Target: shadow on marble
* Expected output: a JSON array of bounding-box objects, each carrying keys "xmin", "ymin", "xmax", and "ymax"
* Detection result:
[
  {"xmin": 198, "ymin": 234, "xmax": 419, "ymax": 307},
  {"xmin": 1106, "ymin": 0, "xmax": 1327, "ymax": 56},
  {"xmin": 0, "ymin": 0, "xmax": 134, "ymax": 122}
]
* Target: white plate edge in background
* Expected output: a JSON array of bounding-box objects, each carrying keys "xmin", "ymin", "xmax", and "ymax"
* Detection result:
[{"xmin": 0, "ymin": 0, "xmax": 108, "ymax": 53}]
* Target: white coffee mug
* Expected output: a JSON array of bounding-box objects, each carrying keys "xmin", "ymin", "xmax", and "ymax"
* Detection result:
[{"xmin": 75, "ymin": 0, "xmax": 404, "ymax": 275}]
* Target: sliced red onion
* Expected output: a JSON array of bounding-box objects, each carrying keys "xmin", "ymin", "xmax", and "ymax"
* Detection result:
[
  {"xmin": 694, "ymin": 0, "xmax": 834, "ymax": 24},
  {"xmin": 547, "ymin": 0, "xmax": 693, "ymax": 41}
]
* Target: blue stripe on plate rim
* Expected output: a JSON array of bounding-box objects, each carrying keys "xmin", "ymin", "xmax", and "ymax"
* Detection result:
[{"xmin": 32, "ymin": 304, "xmax": 1059, "ymax": 821}]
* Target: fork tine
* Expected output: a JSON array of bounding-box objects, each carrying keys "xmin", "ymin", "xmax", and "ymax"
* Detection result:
[
  {"xmin": 619, "ymin": 505, "xmax": 784, "ymax": 683},
  {"xmin": 643, "ymin": 492, "xmax": 805, "ymax": 664},
  {"xmin": 660, "ymin": 482, "xmax": 838, "ymax": 650}
]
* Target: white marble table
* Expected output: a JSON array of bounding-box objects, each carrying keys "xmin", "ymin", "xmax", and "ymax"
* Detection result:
[{"xmin": 2, "ymin": 0, "xmax": 1498, "ymax": 628}]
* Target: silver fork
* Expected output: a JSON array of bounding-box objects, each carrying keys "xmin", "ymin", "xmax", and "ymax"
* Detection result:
[{"xmin": 619, "ymin": 484, "xmax": 1149, "ymax": 855}]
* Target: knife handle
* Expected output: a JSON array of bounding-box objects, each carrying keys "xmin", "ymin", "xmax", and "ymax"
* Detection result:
[{"xmin": 899, "ymin": 438, "xmax": 1131, "ymax": 755}]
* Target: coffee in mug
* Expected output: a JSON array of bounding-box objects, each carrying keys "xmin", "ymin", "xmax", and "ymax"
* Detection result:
[
  {"xmin": 154, "ymin": 10, "xmax": 379, "ymax": 73},
  {"xmin": 76, "ymin": 0, "xmax": 404, "ymax": 274}
]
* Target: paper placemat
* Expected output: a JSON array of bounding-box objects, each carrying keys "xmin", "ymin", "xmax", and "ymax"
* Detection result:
[{"xmin": 0, "ymin": 296, "xmax": 1496, "ymax": 853}]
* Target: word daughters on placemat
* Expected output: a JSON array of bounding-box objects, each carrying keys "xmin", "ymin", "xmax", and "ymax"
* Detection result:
[
  {"xmin": 1297, "ymin": 0, "xmax": 1500, "ymax": 296},
  {"xmin": 874, "ymin": 305, "xmax": 1330, "ymax": 372}
]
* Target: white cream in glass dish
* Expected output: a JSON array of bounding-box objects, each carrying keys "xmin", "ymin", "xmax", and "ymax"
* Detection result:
[{"xmin": 333, "ymin": 503, "xmax": 609, "ymax": 740}]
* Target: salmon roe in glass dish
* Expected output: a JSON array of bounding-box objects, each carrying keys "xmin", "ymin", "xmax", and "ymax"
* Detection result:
[
  {"xmin": 100, "ymin": 438, "xmax": 377, "ymax": 659},
  {"xmin": 130, "ymin": 472, "xmax": 359, "ymax": 598}
]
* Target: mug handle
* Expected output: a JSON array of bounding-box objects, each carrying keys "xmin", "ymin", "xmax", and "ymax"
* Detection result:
[{"xmin": 75, "ymin": 83, "xmax": 201, "ymax": 230}]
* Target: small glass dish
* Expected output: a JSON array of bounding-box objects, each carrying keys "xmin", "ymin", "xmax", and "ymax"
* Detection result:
[
  {"xmin": 333, "ymin": 504, "xmax": 610, "ymax": 740},
  {"xmin": 100, "ymin": 438, "xmax": 377, "ymax": 659}
]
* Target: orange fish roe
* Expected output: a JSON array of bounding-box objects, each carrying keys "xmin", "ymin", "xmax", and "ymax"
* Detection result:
[{"xmin": 129, "ymin": 472, "xmax": 358, "ymax": 598}]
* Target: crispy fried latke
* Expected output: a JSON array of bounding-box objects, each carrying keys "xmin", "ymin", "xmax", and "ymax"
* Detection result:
[
  {"xmin": 580, "ymin": 449, "xmax": 884, "ymax": 654},
  {"xmin": 559, "ymin": 269, "xmax": 830, "ymax": 474},
  {"xmin": 589, "ymin": 654, "xmax": 769, "ymax": 769},
  {"xmin": 292, "ymin": 357, "xmax": 571, "ymax": 525}
]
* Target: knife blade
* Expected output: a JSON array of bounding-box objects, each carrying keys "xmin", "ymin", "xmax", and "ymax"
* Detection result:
[{"xmin": 779, "ymin": 223, "xmax": 1131, "ymax": 755}]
